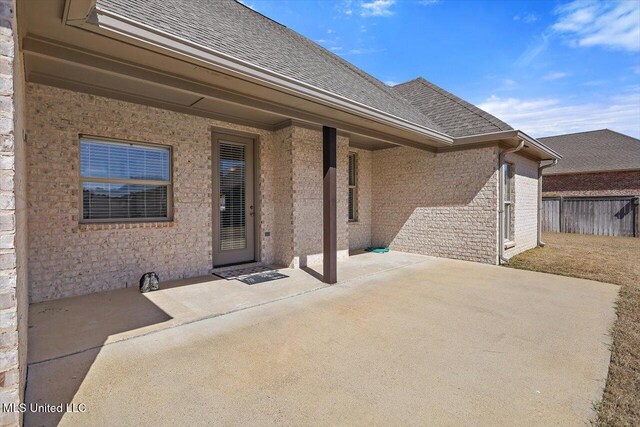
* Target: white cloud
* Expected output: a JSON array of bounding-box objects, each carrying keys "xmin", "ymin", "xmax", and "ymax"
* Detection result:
[
  {"xmin": 553, "ymin": 0, "xmax": 640, "ymax": 51},
  {"xmin": 582, "ymin": 79, "xmax": 607, "ymax": 86},
  {"xmin": 237, "ymin": 0, "xmax": 256, "ymax": 10},
  {"xmin": 361, "ymin": 0, "xmax": 395, "ymax": 17},
  {"xmin": 346, "ymin": 47, "xmax": 382, "ymax": 55},
  {"xmin": 517, "ymin": 33, "xmax": 550, "ymax": 66},
  {"xmin": 337, "ymin": 0, "xmax": 354, "ymax": 16},
  {"xmin": 514, "ymin": 13, "xmax": 539, "ymax": 23},
  {"xmin": 478, "ymin": 89, "xmax": 640, "ymax": 138},
  {"xmin": 384, "ymin": 80, "xmax": 399, "ymax": 86},
  {"xmin": 633, "ymin": 65, "xmax": 640, "ymax": 74},
  {"xmin": 543, "ymin": 71, "xmax": 570, "ymax": 80}
]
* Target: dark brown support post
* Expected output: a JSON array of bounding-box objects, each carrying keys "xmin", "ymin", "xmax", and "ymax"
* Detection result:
[{"xmin": 323, "ymin": 126, "xmax": 337, "ymax": 284}]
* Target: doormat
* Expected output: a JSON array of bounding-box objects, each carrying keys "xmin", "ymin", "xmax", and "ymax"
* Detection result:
[
  {"xmin": 238, "ymin": 271, "xmax": 289, "ymax": 285},
  {"xmin": 212, "ymin": 265, "xmax": 288, "ymax": 285}
]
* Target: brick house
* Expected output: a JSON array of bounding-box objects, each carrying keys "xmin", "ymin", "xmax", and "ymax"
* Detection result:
[
  {"xmin": 540, "ymin": 129, "xmax": 640, "ymax": 197},
  {"xmin": 0, "ymin": 0, "xmax": 560, "ymax": 422},
  {"xmin": 539, "ymin": 130, "xmax": 639, "ymax": 237}
]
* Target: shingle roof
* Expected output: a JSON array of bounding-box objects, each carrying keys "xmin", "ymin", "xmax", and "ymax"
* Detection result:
[
  {"xmin": 392, "ymin": 77, "xmax": 513, "ymax": 138},
  {"xmin": 96, "ymin": 0, "xmax": 444, "ymax": 133},
  {"xmin": 539, "ymin": 129, "xmax": 640, "ymax": 175}
]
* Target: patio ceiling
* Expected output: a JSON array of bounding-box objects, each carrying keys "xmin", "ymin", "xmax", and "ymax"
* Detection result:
[{"xmin": 19, "ymin": 0, "xmax": 449, "ymax": 152}]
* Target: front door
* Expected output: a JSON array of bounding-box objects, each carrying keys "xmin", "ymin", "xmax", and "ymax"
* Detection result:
[{"xmin": 212, "ymin": 132, "xmax": 255, "ymax": 266}]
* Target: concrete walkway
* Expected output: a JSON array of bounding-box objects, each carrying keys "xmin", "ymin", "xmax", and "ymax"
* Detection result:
[{"xmin": 26, "ymin": 253, "xmax": 618, "ymax": 426}]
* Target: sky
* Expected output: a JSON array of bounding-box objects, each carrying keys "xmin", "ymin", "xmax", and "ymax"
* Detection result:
[{"xmin": 239, "ymin": 0, "xmax": 640, "ymax": 138}]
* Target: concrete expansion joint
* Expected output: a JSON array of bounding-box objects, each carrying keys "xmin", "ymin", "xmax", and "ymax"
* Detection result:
[
  {"xmin": 28, "ymin": 283, "xmax": 332, "ymax": 367},
  {"xmin": 28, "ymin": 258, "xmax": 432, "ymax": 368}
]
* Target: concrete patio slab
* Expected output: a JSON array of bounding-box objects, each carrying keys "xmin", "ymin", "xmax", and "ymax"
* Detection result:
[
  {"xmin": 26, "ymin": 253, "xmax": 618, "ymax": 426},
  {"xmin": 28, "ymin": 250, "xmax": 428, "ymax": 364}
]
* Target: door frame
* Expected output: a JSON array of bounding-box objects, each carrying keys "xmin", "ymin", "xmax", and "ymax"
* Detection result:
[{"xmin": 211, "ymin": 128, "xmax": 260, "ymax": 267}]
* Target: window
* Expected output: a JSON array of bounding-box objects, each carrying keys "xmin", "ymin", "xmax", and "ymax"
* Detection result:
[
  {"xmin": 80, "ymin": 137, "xmax": 172, "ymax": 222},
  {"xmin": 503, "ymin": 162, "xmax": 514, "ymax": 242},
  {"xmin": 348, "ymin": 152, "xmax": 358, "ymax": 221}
]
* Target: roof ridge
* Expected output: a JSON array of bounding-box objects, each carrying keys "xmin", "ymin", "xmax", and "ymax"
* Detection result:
[
  {"xmin": 604, "ymin": 129, "xmax": 640, "ymax": 142},
  {"xmin": 539, "ymin": 129, "xmax": 640, "ymax": 142},
  {"xmin": 538, "ymin": 129, "xmax": 608, "ymax": 138},
  {"xmin": 411, "ymin": 77, "xmax": 508, "ymax": 131},
  {"xmin": 233, "ymin": 0, "xmax": 286, "ymax": 27}
]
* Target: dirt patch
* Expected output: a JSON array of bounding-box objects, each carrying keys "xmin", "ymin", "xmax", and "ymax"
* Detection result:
[{"xmin": 506, "ymin": 232, "xmax": 640, "ymax": 426}]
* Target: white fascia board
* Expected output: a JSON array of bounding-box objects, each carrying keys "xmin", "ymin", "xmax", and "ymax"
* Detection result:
[
  {"xmin": 454, "ymin": 130, "xmax": 562, "ymax": 160},
  {"xmin": 516, "ymin": 130, "xmax": 563, "ymax": 160}
]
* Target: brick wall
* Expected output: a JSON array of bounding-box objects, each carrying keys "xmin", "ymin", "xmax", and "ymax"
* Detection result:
[
  {"xmin": 26, "ymin": 83, "xmax": 282, "ymax": 302},
  {"xmin": 26, "ymin": 82, "xmax": 545, "ymax": 302},
  {"xmin": 371, "ymin": 146, "xmax": 500, "ymax": 264},
  {"xmin": 268, "ymin": 126, "xmax": 294, "ymax": 267},
  {"xmin": 348, "ymin": 147, "xmax": 372, "ymax": 250},
  {"xmin": 26, "ymin": 84, "xmax": 355, "ymax": 301},
  {"xmin": 504, "ymin": 153, "xmax": 539, "ymax": 258},
  {"xmin": 290, "ymin": 126, "xmax": 349, "ymax": 267},
  {"xmin": 0, "ymin": 0, "xmax": 28, "ymax": 424},
  {"xmin": 543, "ymin": 170, "xmax": 640, "ymax": 197}
]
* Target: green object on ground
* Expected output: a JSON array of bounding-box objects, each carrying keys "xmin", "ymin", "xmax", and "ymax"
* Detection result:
[{"xmin": 365, "ymin": 246, "xmax": 389, "ymax": 253}]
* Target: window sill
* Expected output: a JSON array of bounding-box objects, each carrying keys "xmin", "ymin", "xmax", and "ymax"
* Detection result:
[
  {"xmin": 79, "ymin": 220, "xmax": 175, "ymax": 232},
  {"xmin": 504, "ymin": 240, "xmax": 516, "ymax": 249},
  {"xmin": 348, "ymin": 220, "xmax": 359, "ymax": 224}
]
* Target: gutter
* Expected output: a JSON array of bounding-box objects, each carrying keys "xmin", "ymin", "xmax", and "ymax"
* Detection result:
[
  {"xmin": 498, "ymin": 140, "xmax": 524, "ymax": 264},
  {"xmin": 455, "ymin": 130, "xmax": 562, "ymax": 160},
  {"xmin": 537, "ymin": 159, "xmax": 558, "ymax": 247},
  {"xmin": 70, "ymin": 6, "xmax": 453, "ymax": 145}
]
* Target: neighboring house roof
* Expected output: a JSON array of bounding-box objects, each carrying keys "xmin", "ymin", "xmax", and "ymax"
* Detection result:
[
  {"xmin": 96, "ymin": 0, "xmax": 444, "ymax": 133},
  {"xmin": 539, "ymin": 129, "xmax": 640, "ymax": 175},
  {"xmin": 393, "ymin": 77, "xmax": 513, "ymax": 138}
]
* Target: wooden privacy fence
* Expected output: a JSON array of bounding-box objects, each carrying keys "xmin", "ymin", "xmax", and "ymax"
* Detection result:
[{"xmin": 542, "ymin": 196, "xmax": 639, "ymax": 237}]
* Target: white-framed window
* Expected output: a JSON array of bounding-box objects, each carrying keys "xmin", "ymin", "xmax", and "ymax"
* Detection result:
[
  {"xmin": 79, "ymin": 137, "xmax": 172, "ymax": 222},
  {"xmin": 503, "ymin": 162, "xmax": 514, "ymax": 242},
  {"xmin": 348, "ymin": 152, "xmax": 358, "ymax": 222}
]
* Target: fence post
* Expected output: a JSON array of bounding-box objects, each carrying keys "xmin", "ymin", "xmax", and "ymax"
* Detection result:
[
  {"xmin": 559, "ymin": 196, "xmax": 564, "ymax": 233},
  {"xmin": 633, "ymin": 196, "xmax": 640, "ymax": 237}
]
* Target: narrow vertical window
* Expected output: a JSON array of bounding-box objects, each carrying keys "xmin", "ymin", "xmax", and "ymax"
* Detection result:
[
  {"xmin": 503, "ymin": 162, "xmax": 514, "ymax": 242},
  {"xmin": 80, "ymin": 137, "xmax": 172, "ymax": 222},
  {"xmin": 348, "ymin": 152, "xmax": 358, "ymax": 222}
]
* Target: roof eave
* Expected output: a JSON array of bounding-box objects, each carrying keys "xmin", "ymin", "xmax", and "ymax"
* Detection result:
[
  {"xmin": 78, "ymin": 5, "xmax": 453, "ymax": 145},
  {"xmin": 544, "ymin": 167, "xmax": 640, "ymax": 176},
  {"xmin": 454, "ymin": 130, "xmax": 562, "ymax": 160}
]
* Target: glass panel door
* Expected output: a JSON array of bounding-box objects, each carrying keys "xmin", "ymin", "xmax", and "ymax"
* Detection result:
[
  {"xmin": 212, "ymin": 133, "xmax": 255, "ymax": 267},
  {"xmin": 219, "ymin": 142, "xmax": 247, "ymax": 251}
]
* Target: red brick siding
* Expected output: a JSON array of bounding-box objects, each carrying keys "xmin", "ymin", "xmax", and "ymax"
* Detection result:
[{"xmin": 543, "ymin": 170, "xmax": 640, "ymax": 197}]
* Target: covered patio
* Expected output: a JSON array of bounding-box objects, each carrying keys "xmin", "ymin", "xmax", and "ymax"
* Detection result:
[
  {"xmin": 27, "ymin": 251, "xmax": 428, "ymax": 365},
  {"xmin": 25, "ymin": 251, "xmax": 618, "ymax": 426}
]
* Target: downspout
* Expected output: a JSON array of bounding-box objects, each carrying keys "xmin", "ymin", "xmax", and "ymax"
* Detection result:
[
  {"xmin": 537, "ymin": 159, "xmax": 558, "ymax": 247},
  {"xmin": 498, "ymin": 141, "xmax": 525, "ymax": 264}
]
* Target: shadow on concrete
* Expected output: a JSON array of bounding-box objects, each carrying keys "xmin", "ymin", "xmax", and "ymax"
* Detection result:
[
  {"xmin": 25, "ymin": 276, "xmax": 229, "ymax": 426},
  {"xmin": 301, "ymin": 266, "xmax": 323, "ymax": 281}
]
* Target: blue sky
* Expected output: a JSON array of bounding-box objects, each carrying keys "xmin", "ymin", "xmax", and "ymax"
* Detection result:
[{"xmin": 240, "ymin": 0, "xmax": 640, "ymax": 138}]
